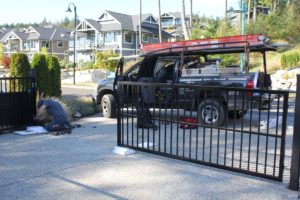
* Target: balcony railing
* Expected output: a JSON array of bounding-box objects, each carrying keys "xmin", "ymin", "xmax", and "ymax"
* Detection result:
[
  {"xmin": 4, "ymin": 47, "xmax": 20, "ymax": 52},
  {"xmin": 69, "ymin": 39, "xmax": 102, "ymax": 50}
]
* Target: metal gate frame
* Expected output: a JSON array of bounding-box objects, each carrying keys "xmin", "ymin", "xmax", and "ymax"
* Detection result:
[
  {"xmin": 0, "ymin": 77, "xmax": 36, "ymax": 132},
  {"xmin": 117, "ymin": 81, "xmax": 290, "ymax": 182}
]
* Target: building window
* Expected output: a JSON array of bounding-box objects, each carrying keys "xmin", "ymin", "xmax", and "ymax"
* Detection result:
[
  {"xmin": 142, "ymin": 34, "xmax": 149, "ymax": 42},
  {"xmin": 124, "ymin": 32, "xmax": 133, "ymax": 43},
  {"xmin": 153, "ymin": 34, "xmax": 159, "ymax": 39},
  {"xmin": 41, "ymin": 40, "xmax": 49, "ymax": 48},
  {"xmin": 105, "ymin": 32, "xmax": 118, "ymax": 43},
  {"xmin": 175, "ymin": 18, "xmax": 182, "ymax": 26},
  {"xmin": 28, "ymin": 41, "xmax": 36, "ymax": 48},
  {"xmin": 57, "ymin": 41, "xmax": 63, "ymax": 48}
]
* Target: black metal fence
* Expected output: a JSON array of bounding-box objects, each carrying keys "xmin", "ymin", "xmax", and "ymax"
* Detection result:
[
  {"xmin": 117, "ymin": 81, "xmax": 290, "ymax": 181},
  {"xmin": 0, "ymin": 77, "xmax": 36, "ymax": 132}
]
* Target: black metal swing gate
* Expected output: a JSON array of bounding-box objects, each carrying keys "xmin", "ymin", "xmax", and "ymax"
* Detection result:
[
  {"xmin": 0, "ymin": 77, "xmax": 36, "ymax": 132},
  {"xmin": 117, "ymin": 79, "xmax": 292, "ymax": 182}
]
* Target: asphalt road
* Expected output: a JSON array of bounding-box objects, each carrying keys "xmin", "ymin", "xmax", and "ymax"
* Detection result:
[
  {"xmin": 61, "ymin": 86, "xmax": 94, "ymax": 97},
  {"xmin": 0, "ymin": 116, "xmax": 297, "ymax": 199}
]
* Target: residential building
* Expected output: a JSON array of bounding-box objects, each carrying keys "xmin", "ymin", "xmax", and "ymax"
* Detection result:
[
  {"xmin": 161, "ymin": 12, "xmax": 190, "ymax": 29},
  {"xmin": 160, "ymin": 12, "xmax": 190, "ymax": 41},
  {"xmin": 69, "ymin": 10, "xmax": 172, "ymax": 62},
  {"xmin": 0, "ymin": 25, "xmax": 70, "ymax": 61},
  {"xmin": 229, "ymin": 6, "xmax": 271, "ymax": 27}
]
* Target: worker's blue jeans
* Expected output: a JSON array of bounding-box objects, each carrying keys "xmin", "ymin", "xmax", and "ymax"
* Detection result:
[{"xmin": 45, "ymin": 119, "xmax": 70, "ymax": 131}]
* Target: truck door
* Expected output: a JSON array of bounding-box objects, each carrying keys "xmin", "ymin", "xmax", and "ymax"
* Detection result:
[{"xmin": 153, "ymin": 58, "xmax": 177, "ymax": 105}]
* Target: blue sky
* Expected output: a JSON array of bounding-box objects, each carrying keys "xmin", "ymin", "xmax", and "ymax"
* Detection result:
[{"xmin": 0, "ymin": 0, "xmax": 238, "ymax": 24}]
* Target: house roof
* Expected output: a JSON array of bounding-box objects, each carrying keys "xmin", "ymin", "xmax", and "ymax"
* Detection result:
[
  {"xmin": 30, "ymin": 26, "xmax": 70, "ymax": 41},
  {"xmin": 83, "ymin": 10, "xmax": 172, "ymax": 38},
  {"xmin": 105, "ymin": 10, "xmax": 134, "ymax": 31},
  {"xmin": 84, "ymin": 18, "xmax": 122, "ymax": 32},
  {"xmin": 14, "ymin": 31, "xmax": 28, "ymax": 40},
  {"xmin": 105, "ymin": 10, "xmax": 154, "ymax": 31},
  {"xmin": 85, "ymin": 18, "xmax": 103, "ymax": 30},
  {"xmin": 169, "ymin": 12, "xmax": 182, "ymax": 18},
  {"xmin": 131, "ymin": 13, "xmax": 154, "ymax": 31},
  {"xmin": 0, "ymin": 26, "xmax": 71, "ymax": 42},
  {"xmin": 162, "ymin": 12, "xmax": 190, "ymax": 19},
  {"xmin": 0, "ymin": 29, "xmax": 13, "ymax": 42}
]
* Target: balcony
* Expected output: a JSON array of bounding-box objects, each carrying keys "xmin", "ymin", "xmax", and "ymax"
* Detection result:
[
  {"xmin": 69, "ymin": 39, "xmax": 104, "ymax": 50},
  {"xmin": 4, "ymin": 46, "xmax": 20, "ymax": 53}
]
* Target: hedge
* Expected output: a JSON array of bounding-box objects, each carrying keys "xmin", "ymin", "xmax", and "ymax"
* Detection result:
[
  {"xmin": 47, "ymin": 56, "xmax": 61, "ymax": 97},
  {"xmin": 9, "ymin": 53, "xmax": 31, "ymax": 91},
  {"xmin": 31, "ymin": 53, "xmax": 49, "ymax": 96},
  {"xmin": 9, "ymin": 53, "xmax": 31, "ymax": 77}
]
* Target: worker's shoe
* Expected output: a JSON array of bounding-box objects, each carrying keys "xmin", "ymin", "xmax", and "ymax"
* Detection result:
[{"xmin": 137, "ymin": 121, "xmax": 159, "ymax": 130}]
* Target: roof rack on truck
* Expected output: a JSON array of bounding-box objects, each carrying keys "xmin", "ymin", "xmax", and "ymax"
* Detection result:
[{"xmin": 141, "ymin": 34, "xmax": 276, "ymax": 55}]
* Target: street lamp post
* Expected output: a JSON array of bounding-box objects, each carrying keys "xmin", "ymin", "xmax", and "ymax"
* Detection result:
[{"xmin": 66, "ymin": 2, "xmax": 77, "ymax": 85}]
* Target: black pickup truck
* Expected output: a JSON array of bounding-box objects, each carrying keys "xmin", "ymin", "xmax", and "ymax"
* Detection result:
[{"xmin": 93, "ymin": 35, "xmax": 274, "ymax": 125}]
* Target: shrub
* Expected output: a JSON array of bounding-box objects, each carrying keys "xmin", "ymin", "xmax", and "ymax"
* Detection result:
[
  {"xmin": 0, "ymin": 43, "xmax": 4, "ymax": 65},
  {"xmin": 80, "ymin": 61, "xmax": 95, "ymax": 70},
  {"xmin": 47, "ymin": 56, "xmax": 61, "ymax": 97},
  {"xmin": 95, "ymin": 50, "xmax": 119, "ymax": 71},
  {"xmin": 41, "ymin": 47, "xmax": 48, "ymax": 55},
  {"xmin": 9, "ymin": 53, "xmax": 31, "ymax": 91},
  {"xmin": 2, "ymin": 56, "xmax": 11, "ymax": 68},
  {"xmin": 9, "ymin": 53, "xmax": 31, "ymax": 77},
  {"xmin": 65, "ymin": 62, "xmax": 74, "ymax": 69},
  {"xmin": 61, "ymin": 96, "xmax": 98, "ymax": 117},
  {"xmin": 281, "ymin": 54, "xmax": 287, "ymax": 69},
  {"xmin": 281, "ymin": 51, "xmax": 300, "ymax": 69},
  {"xmin": 31, "ymin": 53, "xmax": 49, "ymax": 95}
]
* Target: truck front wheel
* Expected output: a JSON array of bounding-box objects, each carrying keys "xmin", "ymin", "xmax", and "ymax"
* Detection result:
[
  {"xmin": 101, "ymin": 94, "xmax": 117, "ymax": 118},
  {"xmin": 198, "ymin": 99, "xmax": 225, "ymax": 126}
]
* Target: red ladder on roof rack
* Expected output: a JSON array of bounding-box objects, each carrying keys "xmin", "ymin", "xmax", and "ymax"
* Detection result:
[{"xmin": 141, "ymin": 34, "xmax": 267, "ymax": 54}]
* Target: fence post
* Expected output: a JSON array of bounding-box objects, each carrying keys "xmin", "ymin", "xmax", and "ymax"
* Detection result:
[
  {"xmin": 116, "ymin": 82, "xmax": 121, "ymax": 146},
  {"xmin": 289, "ymin": 74, "xmax": 300, "ymax": 191}
]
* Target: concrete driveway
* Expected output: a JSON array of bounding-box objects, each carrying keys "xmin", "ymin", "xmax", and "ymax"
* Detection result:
[{"xmin": 0, "ymin": 115, "xmax": 297, "ymax": 200}]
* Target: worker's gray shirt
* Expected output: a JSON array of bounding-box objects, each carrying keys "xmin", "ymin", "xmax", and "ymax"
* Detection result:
[{"xmin": 43, "ymin": 99, "xmax": 67, "ymax": 122}]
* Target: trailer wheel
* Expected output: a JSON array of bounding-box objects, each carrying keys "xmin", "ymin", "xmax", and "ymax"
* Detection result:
[
  {"xmin": 198, "ymin": 98, "xmax": 225, "ymax": 126},
  {"xmin": 101, "ymin": 94, "xmax": 116, "ymax": 118}
]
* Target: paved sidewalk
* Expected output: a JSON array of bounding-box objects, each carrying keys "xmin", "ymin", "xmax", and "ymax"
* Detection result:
[{"xmin": 0, "ymin": 115, "xmax": 297, "ymax": 200}]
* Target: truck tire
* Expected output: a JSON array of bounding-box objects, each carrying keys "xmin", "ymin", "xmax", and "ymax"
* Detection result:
[
  {"xmin": 101, "ymin": 94, "xmax": 116, "ymax": 118},
  {"xmin": 198, "ymin": 98, "xmax": 225, "ymax": 126}
]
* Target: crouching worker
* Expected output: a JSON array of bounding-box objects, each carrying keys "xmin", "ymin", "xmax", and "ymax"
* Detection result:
[{"xmin": 34, "ymin": 99, "xmax": 72, "ymax": 135}]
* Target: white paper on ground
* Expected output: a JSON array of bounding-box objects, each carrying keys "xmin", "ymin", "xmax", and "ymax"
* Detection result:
[
  {"xmin": 113, "ymin": 146, "xmax": 136, "ymax": 155},
  {"xmin": 15, "ymin": 130, "xmax": 39, "ymax": 136},
  {"xmin": 15, "ymin": 126, "xmax": 48, "ymax": 136},
  {"xmin": 260, "ymin": 116, "xmax": 282, "ymax": 129},
  {"xmin": 138, "ymin": 142, "xmax": 155, "ymax": 148},
  {"xmin": 26, "ymin": 126, "xmax": 48, "ymax": 133}
]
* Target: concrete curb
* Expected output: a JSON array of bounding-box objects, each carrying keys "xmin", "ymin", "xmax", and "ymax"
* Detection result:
[{"xmin": 61, "ymin": 84, "xmax": 95, "ymax": 90}]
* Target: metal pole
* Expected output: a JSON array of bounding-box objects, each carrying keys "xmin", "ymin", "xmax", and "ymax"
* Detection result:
[
  {"xmin": 73, "ymin": 6, "xmax": 76, "ymax": 85},
  {"xmin": 190, "ymin": 0, "xmax": 193, "ymax": 28},
  {"xmin": 225, "ymin": 0, "xmax": 227, "ymax": 19},
  {"xmin": 158, "ymin": 0, "xmax": 162, "ymax": 43},
  {"xmin": 139, "ymin": 0, "xmax": 142, "ymax": 50},
  {"xmin": 240, "ymin": 0, "xmax": 245, "ymax": 73},
  {"xmin": 289, "ymin": 74, "xmax": 300, "ymax": 191}
]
